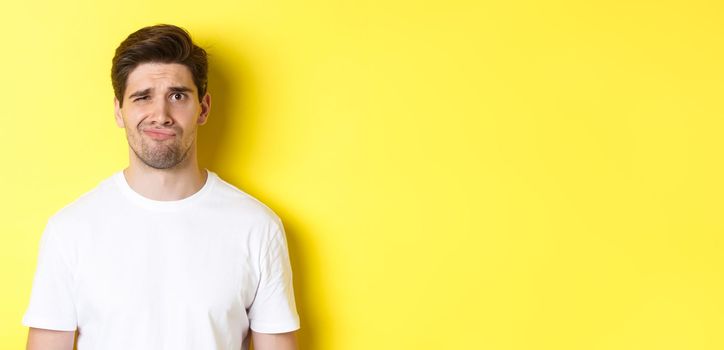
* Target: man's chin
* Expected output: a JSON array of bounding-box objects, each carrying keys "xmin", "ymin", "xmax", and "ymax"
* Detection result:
[
  {"xmin": 140, "ymin": 156, "xmax": 181, "ymax": 169},
  {"xmin": 131, "ymin": 147, "xmax": 180, "ymax": 169}
]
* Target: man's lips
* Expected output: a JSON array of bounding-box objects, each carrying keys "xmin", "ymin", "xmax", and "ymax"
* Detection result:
[{"xmin": 143, "ymin": 128, "xmax": 176, "ymax": 140}]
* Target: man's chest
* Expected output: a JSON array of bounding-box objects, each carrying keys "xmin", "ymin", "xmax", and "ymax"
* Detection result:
[{"xmin": 72, "ymin": 222, "xmax": 260, "ymax": 326}]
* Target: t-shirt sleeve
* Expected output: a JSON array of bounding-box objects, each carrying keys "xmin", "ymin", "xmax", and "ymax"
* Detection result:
[
  {"xmin": 247, "ymin": 218, "xmax": 300, "ymax": 333},
  {"xmin": 22, "ymin": 219, "xmax": 78, "ymax": 331}
]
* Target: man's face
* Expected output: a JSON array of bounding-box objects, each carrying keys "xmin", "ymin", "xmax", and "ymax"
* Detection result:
[{"xmin": 114, "ymin": 62, "xmax": 210, "ymax": 169}]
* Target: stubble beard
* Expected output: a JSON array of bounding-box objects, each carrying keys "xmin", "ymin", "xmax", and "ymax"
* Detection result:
[{"xmin": 127, "ymin": 127, "xmax": 194, "ymax": 170}]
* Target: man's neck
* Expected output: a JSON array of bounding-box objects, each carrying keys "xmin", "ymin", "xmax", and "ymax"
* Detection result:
[{"xmin": 123, "ymin": 150, "xmax": 208, "ymax": 201}]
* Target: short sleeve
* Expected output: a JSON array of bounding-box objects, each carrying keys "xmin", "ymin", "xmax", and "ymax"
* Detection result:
[
  {"xmin": 22, "ymin": 220, "xmax": 78, "ymax": 331},
  {"xmin": 247, "ymin": 219, "xmax": 300, "ymax": 333}
]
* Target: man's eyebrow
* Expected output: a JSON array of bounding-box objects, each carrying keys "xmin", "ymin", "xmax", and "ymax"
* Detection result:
[
  {"xmin": 168, "ymin": 86, "xmax": 193, "ymax": 93},
  {"xmin": 128, "ymin": 88, "xmax": 152, "ymax": 99}
]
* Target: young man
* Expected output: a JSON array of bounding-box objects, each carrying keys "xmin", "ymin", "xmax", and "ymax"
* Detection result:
[{"xmin": 22, "ymin": 24, "xmax": 300, "ymax": 350}]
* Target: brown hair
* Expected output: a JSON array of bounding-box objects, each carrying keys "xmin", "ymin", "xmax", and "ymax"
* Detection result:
[{"xmin": 111, "ymin": 24, "xmax": 208, "ymax": 107}]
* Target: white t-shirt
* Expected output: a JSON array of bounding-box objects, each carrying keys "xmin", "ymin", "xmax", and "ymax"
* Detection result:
[{"xmin": 22, "ymin": 170, "xmax": 300, "ymax": 350}]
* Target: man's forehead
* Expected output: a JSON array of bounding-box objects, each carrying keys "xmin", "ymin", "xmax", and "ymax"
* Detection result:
[{"xmin": 125, "ymin": 62, "xmax": 195, "ymax": 93}]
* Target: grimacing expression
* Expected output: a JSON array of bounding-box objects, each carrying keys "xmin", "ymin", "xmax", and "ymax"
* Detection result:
[{"xmin": 114, "ymin": 62, "xmax": 210, "ymax": 169}]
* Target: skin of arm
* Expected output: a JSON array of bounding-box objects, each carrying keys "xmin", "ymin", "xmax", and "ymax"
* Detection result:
[
  {"xmin": 251, "ymin": 330, "xmax": 298, "ymax": 350},
  {"xmin": 26, "ymin": 328, "xmax": 75, "ymax": 350}
]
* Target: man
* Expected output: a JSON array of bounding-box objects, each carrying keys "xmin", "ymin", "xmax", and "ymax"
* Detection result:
[{"xmin": 22, "ymin": 24, "xmax": 300, "ymax": 350}]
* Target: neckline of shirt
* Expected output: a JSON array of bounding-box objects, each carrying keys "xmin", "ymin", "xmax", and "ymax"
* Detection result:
[{"xmin": 112, "ymin": 169, "xmax": 217, "ymax": 211}]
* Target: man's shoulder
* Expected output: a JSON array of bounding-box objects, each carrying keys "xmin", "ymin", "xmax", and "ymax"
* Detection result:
[
  {"xmin": 45, "ymin": 171, "xmax": 285, "ymax": 230},
  {"xmin": 208, "ymin": 172, "xmax": 283, "ymax": 226},
  {"xmin": 47, "ymin": 173, "xmax": 118, "ymax": 225},
  {"xmin": 39, "ymin": 173, "xmax": 118, "ymax": 240}
]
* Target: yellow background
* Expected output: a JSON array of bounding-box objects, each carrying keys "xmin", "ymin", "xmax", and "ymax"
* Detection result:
[{"xmin": 1, "ymin": 0, "xmax": 723, "ymax": 349}]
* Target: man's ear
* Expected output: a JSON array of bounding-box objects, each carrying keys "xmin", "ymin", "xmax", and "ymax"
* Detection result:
[
  {"xmin": 197, "ymin": 93, "xmax": 211, "ymax": 125},
  {"xmin": 114, "ymin": 97, "xmax": 125, "ymax": 128}
]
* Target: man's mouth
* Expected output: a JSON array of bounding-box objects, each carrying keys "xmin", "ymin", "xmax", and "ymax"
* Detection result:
[{"xmin": 143, "ymin": 128, "xmax": 176, "ymax": 141}]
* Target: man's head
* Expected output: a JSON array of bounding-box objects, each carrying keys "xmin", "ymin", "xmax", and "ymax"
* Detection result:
[
  {"xmin": 112, "ymin": 24, "xmax": 210, "ymax": 170},
  {"xmin": 112, "ymin": 24, "xmax": 208, "ymax": 107}
]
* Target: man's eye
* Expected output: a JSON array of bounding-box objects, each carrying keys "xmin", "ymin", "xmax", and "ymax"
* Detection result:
[
  {"xmin": 133, "ymin": 96, "xmax": 149, "ymax": 102},
  {"xmin": 171, "ymin": 93, "xmax": 185, "ymax": 101}
]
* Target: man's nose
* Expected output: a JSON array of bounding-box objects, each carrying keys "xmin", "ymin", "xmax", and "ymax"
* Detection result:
[{"xmin": 148, "ymin": 98, "xmax": 173, "ymax": 125}]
